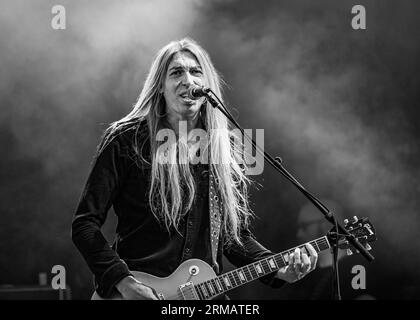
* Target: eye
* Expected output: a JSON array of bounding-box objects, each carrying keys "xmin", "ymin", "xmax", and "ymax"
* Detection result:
[
  {"xmin": 171, "ymin": 70, "xmax": 182, "ymax": 76},
  {"xmin": 192, "ymin": 69, "xmax": 203, "ymax": 75}
]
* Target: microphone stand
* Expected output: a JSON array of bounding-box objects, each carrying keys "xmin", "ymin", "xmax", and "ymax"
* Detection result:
[{"xmin": 203, "ymin": 89, "xmax": 374, "ymax": 300}]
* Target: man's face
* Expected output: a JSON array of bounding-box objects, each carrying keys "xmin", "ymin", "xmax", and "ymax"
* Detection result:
[{"xmin": 162, "ymin": 51, "xmax": 206, "ymax": 119}]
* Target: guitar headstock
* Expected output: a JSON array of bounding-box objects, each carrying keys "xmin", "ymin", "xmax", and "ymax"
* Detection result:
[{"xmin": 327, "ymin": 216, "xmax": 377, "ymax": 256}]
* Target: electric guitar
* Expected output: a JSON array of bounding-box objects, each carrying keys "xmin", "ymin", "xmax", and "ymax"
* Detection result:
[{"xmin": 92, "ymin": 216, "xmax": 376, "ymax": 300}]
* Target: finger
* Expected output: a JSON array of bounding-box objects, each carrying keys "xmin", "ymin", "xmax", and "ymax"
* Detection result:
[
  {"xmin": 300, "ymin": 246, "xmax": 310, "ymax": 272},
  {"xmin": 143, "ymin": 285, "xmax": 159, "ymax": 300},
  {"xmin": 288, "ymin": 252, "xmax": 295, "ymax": 272},
  {"xmin": 305, "ymin": 243, "xmax": 318, "ymax": 270},
  {"xmin": 305, "ymin": 243, "xmax": 318, "ymax": 258},
  {"xmin": 294, "ymin": 248, "xmax": 302, "ymax": 272},
  {"xmin": 151, "ymin": 288, "xmax": 160, "ymax": 300},
  {"xmin": 301, "ymin": 252, "xmax": 311, "ymax": 274},
  {"xmin": 288, "ymin": 251, "xmax": 295, "ymax": 265}
]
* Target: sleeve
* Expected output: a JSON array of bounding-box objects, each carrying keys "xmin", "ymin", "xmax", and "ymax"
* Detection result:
[
  {"xmin": 71, "ymin": 134, "xmax": 133, "ymax": 298},
  {"xmin": 223, "ymin": 227, "xmax": 285, "ymax": 288}
]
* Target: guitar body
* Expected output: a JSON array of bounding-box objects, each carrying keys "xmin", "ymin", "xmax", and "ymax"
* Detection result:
[{"xmin": 91, "ymin": 259, "xmax": 217, "ymax": 300}]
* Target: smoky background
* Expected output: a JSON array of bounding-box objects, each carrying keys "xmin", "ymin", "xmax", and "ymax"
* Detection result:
[{"xmin": 0, "ymin": 0, "xmax": 419, "ymax": 299}]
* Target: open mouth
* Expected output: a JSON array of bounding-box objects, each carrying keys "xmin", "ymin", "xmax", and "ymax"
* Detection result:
[{"xmin": 179, "ymin": 93, "xmax": 194, "ymax": 103}]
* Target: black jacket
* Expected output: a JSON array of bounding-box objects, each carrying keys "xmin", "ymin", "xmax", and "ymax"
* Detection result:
[{"xmin": 72, "ymin": 123, "xmax": 284, "ymax": 298}]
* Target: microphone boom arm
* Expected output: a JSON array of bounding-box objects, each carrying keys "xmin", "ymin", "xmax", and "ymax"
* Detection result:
[{"xmin": 203, "ymin": 88, "xmax": 374, "ymax": 263}]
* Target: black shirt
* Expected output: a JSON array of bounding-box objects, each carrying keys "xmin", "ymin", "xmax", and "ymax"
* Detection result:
[{"xmin": 72, "ymin": 123, "xmax": 284, "ymax": 298}]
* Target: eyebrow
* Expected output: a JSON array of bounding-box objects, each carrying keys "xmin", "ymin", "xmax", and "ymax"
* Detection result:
[{"xmin": 168, "ymin": 65, "xmax": 202, "ymax": 72}]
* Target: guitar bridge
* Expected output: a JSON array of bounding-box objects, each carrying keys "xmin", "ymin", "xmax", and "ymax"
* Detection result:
[{"xmin": 179, "ymin": 281, "xmax": 199, "ymax": 300}]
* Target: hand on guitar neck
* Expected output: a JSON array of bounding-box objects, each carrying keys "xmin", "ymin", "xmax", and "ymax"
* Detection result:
[
  {"xmin": 275, "ymin": 243, "xmax": 318, "ymax": 283},
  {"xmin": 115, "ymin": 275, "xmax": 159, "ymax": 300}
]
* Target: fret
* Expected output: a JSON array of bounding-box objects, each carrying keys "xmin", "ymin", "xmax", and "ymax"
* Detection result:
[
  {"xmin": 229, "ymin": 273, "xmax": 236, "ymax": 287},
  {"xmin": 195, "ymin": 284, "xmax": 204, "ymax": 300},
  {"xmin": 230, "ymin": 270, "xmax": 241, "ymax": 287},
  {"xmin": 206, "ymin": 281, "xmax": 215, "ymax": 296},
  {"xmin": 316, "ymin": 240, "xmax": 323, "ymax": 250},
  {"xmin": 316, "ymin": 238, "xmax": 323, "ymax": 248},
  {"xmin": 267, "ymin": 257, "xmax": 278, "ymax": 271},
  {"xmin": 275, "ymin": 254, "xmax": 286, "ymax": 269},
  {"xmin": 222, "ymin": 275, "xmax": 231, "ymax": 288},
  {"xmin": 253, "ymin": 263, "xmax": 261, "ymax": 276},
  {"xmin": 210, "ymin": 279, "xmax": 220, "ymax": 295},
  {"xmin": 312, "ymin": 240, "xmax": 320, "ymax": 252},
  {"xmin": 227, "ymin": 272, "xmax": 237, "ymax": 287},
  {"xmin": 282, "ymin": 252, "xmax": 289, "ymax": 264},
  {"xmin": 200, "ymin": 283, "xmax": 209, "ymax": 299},
  {"xmin": 215, "ymin": 277, "xmax": 224, "ymax": 292},
  {"xmin": 238, "ymin": 269, "xmax": 246, "ymax": 282},
  {"xmin": 319, "ymin": 237, "xmax": 330, "ymax": 250},
  {"xmin": 248, "ymin": 264, "xmax": 258, "ymax": 279},
  {"xmin": 261, "ymin": 260, "xmax": 271, "ymax": 274},
  {"xmin": 244, "ymin": 266, "xmax": 252, "ymax": 281},
  {"xmin": 245, "ymin": 265, "xmax": 253, "ymax": 280},
  {"xmin": 218, "ymin": 276, "xmax": 228, "ymax": 292},
  {"xmin": 231, "ymin": 271, "xmax": 241, "ymax": 287},
  {"xmin": 254, "ymin": 263, "xmax": 261, "ymax": 276},
  {"xmin": 234, "ymin": 270, "xmax": 242, "ymax": 285}
]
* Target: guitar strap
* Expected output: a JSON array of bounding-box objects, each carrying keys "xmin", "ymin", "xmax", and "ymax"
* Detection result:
[{"xmin": 209, "ymin": 166, "xmax": 222, "ymax": 274}]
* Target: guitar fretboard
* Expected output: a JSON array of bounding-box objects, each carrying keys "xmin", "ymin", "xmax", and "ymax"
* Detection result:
[{"xmin": 193, "ymin": 236, "xmax": 330, "ymax": 300}]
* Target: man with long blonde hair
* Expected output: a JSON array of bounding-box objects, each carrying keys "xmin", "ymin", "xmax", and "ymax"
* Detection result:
[{"xmin": 72, "ymin": 38, "xmax": 317, "ymax": 299}]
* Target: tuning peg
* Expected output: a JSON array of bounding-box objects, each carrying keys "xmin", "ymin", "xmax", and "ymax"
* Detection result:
[
  {"xmin": 346, "ymin": 249, "xmax": 353, "ymax": 256},
  {"xmin": 344, "ymin": 219, "xmax": 349, "ymax": 226},
  {"xmin": 353, "ymin": 216, "xmax": 358, "ymax": 222},
  {"xmin": 365, "ymin": 244, "xmax": 372, "ymax": 251}
]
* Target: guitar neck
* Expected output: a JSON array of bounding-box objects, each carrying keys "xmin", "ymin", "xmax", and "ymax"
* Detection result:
[{"xmin": 194, "ymin": 236, "xmax": 331, "ymax": 300}]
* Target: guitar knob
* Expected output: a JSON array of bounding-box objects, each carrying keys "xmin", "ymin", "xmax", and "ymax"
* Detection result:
[
  {"xmin": 346, "ymin": 249, "xmax": 353, "ymax": 256},
  {"xmin": 189, "ymin": 266, "xmax": 200, "ymax": 275},
  {"xmin": 353, "ymin": 216, "xmax": 358, "ymax": 222}
]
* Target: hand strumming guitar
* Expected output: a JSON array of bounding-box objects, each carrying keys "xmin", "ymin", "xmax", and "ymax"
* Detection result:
[{"xmin": 115, "ymin": 275, "xmax": 159, "ymax": 300}]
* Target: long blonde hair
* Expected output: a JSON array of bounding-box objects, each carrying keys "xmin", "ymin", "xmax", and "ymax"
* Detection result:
[{"xmin": 99, "ymin": 38, "xmax": 253, "ymax": 246}]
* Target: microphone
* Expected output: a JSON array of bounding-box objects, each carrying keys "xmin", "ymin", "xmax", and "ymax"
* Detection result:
[{"xmin": 187, "ymin": 86, "xmax": 210, "ymax": 100}]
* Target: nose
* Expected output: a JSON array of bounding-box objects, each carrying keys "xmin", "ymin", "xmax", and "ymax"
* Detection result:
[{"xmin": 181, "ymin": 71, "xmax": 195, "ymax": 87}]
